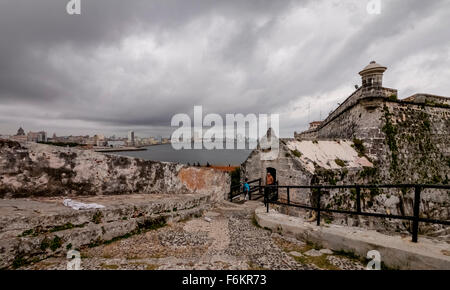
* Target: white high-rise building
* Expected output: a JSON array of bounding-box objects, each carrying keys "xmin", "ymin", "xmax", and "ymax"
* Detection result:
[{"xmin": 128, "ymin": 131, "xmax": 135, "ymax": 146}]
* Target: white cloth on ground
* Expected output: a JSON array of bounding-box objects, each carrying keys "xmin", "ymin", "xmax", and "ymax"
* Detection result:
[{"xmin": 63, "ymin": 199, "xmax": 105, "ymax": 210}]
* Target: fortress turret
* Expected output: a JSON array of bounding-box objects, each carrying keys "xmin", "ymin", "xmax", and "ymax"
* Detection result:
[{"xmin": 359, "ymin": 61, "xmax": 387, "ymax": 88}]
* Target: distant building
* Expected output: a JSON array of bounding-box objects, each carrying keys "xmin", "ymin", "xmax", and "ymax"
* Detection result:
[
  {"xmin": 308, "ymin": 121, "xmax": 322, "ymax": 130},
  {"xmin": 10, "ymin": 127, "xmax": 28, "ymax": 142},
  {"xmin": 107, "ymin": 140, "xmax": 126, "ymax": 148},
  {"xmin": 128, "ymin": 131, "xmax": 135, "ymax": 146},
  {"xmin": 27, "ymin": 131, "xmax": 47, "ymax": 143},
  {"xmin": 17, "ymin": 127, "xmax": 25, "ymax": 136}
]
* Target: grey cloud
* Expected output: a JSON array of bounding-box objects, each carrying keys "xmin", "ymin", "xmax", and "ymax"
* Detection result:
[{"xmin": 0, "ymin": 0, "xmax": 449, "ymax": 138}]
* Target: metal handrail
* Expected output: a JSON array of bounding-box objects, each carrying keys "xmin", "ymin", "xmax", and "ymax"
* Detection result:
[
  {"xmin": 262, "ymin": 183, "xmax": 450, "ymax": 243},
  {"xmin": 229, "ymin": 178, "xmax": 262, "ymax": 201}
]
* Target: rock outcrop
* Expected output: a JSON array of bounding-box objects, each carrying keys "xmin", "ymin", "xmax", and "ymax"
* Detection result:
[{"xmin": 0, "ymin": 140, "xmax": 230, "ymax": 202}]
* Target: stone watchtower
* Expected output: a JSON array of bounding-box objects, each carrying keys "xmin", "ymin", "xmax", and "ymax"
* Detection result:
[{"xmin": 359, "ymin": 61, "xmax": 387, "ymax": 88}]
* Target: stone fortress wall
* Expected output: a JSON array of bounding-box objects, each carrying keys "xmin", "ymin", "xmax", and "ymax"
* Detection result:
[{"xmin": 242, "ymin": 61, "xmax": 450, "ymax": 237}]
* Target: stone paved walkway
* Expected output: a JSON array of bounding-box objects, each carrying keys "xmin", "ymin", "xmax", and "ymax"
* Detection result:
[{"xmin": 22, "ymin": 201, "xmax": 366, "ymax": 270}]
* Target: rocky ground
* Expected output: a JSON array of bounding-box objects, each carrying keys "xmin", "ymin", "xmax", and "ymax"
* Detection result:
[{"xmin": 21, "ymin": 201, "xmax": 366, "ymax": 270}]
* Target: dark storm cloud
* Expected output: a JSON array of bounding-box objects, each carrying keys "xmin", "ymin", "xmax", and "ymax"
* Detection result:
[{"xmin": 0, "ymin": 0, "xmax": 449, "ymax": 137}]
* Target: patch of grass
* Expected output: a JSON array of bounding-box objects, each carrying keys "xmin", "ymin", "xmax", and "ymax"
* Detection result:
[
  {"xmin": 40, "ymin": 238, "xmax": 51, "ymax": 251},
  {"xmin": 334, "ymin": 158, "xmax": 346, "ymax": 167},
  {"xmin": 101, "ymin": 263, "xmax": 119, "ymax": 270},
  {"xmin": 50, "ymin": 222, "xmax": 86, "ymax": 233},
  {"xmin": 50, "ymin": 236, "xmax": 63, "ymax": 251},
  {"xmin": 388, "ymin": 94, "xmax": 398, "ymax": 101},
  {"xmin": 352, "ymin": 138, "xmax": 366, "ymax": 157},
  {"xmin": 291, "ymin": 149, "xmax": 302, "ymax": 158},
  {"xmin": 12, "ymin": 253, "xmax": 28, "ymax": 269},
  {"xmin": 251, "ymin": 214, "xmax": 261, "ymax": 228},
  {"xmin": 292, "ymin": 252, "xmax": 340, "ymax": 270},
  {"xmin": 19, "ymin": 229, "xmax": 34, "ymax": 237},
  {"xmin": 92, "ymin": 211, "xmax": 103, "ymax": 224},
  {"xmin": 145, "ymin": 264, "xmax": 159, "ymax": 270}
]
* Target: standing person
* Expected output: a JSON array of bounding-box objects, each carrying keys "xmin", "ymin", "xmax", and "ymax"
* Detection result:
[
  {"xmin": 265, "ymin": 172, "xmax": 274, "ymax": 203},
  {"xmin": 266, "ymin": 172, "xmax": 274, "ymax": 186},
  {"xmin": 243, "ymin": 178, "xmax": 250, "ymax": 200}
]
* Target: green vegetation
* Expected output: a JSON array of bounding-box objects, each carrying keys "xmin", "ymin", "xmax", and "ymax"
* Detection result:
[
  {"xmin": 352, "ymin": 138, "xmax": 366, "ymax": 157},
  {"xmin": 40, "ymin": 238, "xmax": 51, "ymax": 251},
  {"xmin": 101, "ymin": 263, "xmax": 119, "ymax": 270},
  {"xmin": 359, "ymin": 166, "xmax": 378, "ymax": 179},
  {"xmin": 424, "ymin": 100, "xmax": 450, "ymax": 108},
  {"xmin": 19, "ymin": 229, "xmax": 34, "ymax": 237},
  {"xmin": 334, "ymin": 159, "xmax": 346, "ymax": 167},
  {"xmin": 315, "ymin": 169, "xmax": 337, "ymax": 185},
  {"xmin": 291, "ymin": 149, "xmax": 302, "ymax": 158},
  {"xmin": 382, "ymin": 106, "xmax": 399, "ymax": 171},
  {"xmin": 40, "ymin": 236, "xmax": 63, "ymax": 252},
  {"xmin": 50, "ymin": 236, "xmax": 63, "ymax": 251},
  {"xmin": 50, "ymin": 222, "xmax": 86, "ymax": 233},
  {"xmin": 251, "ymin": 213, "xmax": 261, "ymax": 228},
  {"xmin": 388, "ymin": 94, "xmax": 398, "ymax": 101},
  {"xmin": 92, "ymin": 211, "xmax": 103, "ymax": 224}
]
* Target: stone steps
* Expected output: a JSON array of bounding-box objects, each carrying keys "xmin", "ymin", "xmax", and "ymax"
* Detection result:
[{"xmin": 0, "ymin": 193, "xmax": 210, "ymax": 269}]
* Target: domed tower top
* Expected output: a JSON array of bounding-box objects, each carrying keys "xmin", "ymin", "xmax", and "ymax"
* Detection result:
[
  {"xmin": 17, "ymin": 127, "xmax": 25, "ymax": 136},
  {"xmin": 359, "ymin": 61, "xmax": 387, "ymax": 88}
]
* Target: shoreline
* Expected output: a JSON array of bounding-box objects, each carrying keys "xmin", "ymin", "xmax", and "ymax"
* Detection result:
[{"xmin": 94, "ymin": 147, "xmax": 148, "ymax": 153}]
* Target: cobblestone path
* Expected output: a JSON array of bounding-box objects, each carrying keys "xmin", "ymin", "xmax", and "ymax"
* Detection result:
[{"xmin": 23, "ymin": 201, "xmax": 366, "ymax": 270}]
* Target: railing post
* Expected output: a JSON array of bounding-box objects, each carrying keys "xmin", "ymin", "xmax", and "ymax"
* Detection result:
[
  {"xmin": 316, "ymin": 188, "xmax": 321, "ymax": 226},
  {"xmin": 356, "ymin": 186, "xmax": 361, "ymax": 213},
  {"xmin": 263, "ymin": 185, "xmax": 267, "ymax": 207},
  {"xmin": 258, "ymin": 178, "xmax": 262, "ymax": 197},
  {"xmin": 412, "ymin": 186, "xmax": 421, "ymax": 243},
  {"xmin": 287, "ymin": 187, "xmax": 290, "ymax": 205}
]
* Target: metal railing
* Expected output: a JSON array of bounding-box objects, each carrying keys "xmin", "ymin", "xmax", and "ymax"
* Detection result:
[
  {"xmin": 229, "ymin": 178, "xmax": 262, "ymax": 201},
  {"xmin": 263, "ymin": 184, "xmax": 450, "ymax": 243}
]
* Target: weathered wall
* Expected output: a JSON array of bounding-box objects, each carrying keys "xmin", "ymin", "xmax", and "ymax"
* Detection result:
[
  {"xmin": 307, "ymin": 98, "xmax": 450, "ymax": 184},
  {"xmin": 242, "ymin": 98, "xmax": 450, "ymax": 237},
  {"xmin": 241, "ymin": 141, "xmax": 313, "ymax": 205},
  {"xmin": 0, "ymin": 140, "xmax": 230, "ymax": 202}
]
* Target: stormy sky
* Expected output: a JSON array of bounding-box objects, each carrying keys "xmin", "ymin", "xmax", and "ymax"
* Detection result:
[{"xmin": 0, "ymin": 0, "xmax": 449, "ymax": 138}]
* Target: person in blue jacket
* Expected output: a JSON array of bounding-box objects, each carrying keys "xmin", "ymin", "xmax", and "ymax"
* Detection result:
[{"xmin": 243, "ymin": 178, "xmax": 250, "ymax": 200}]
